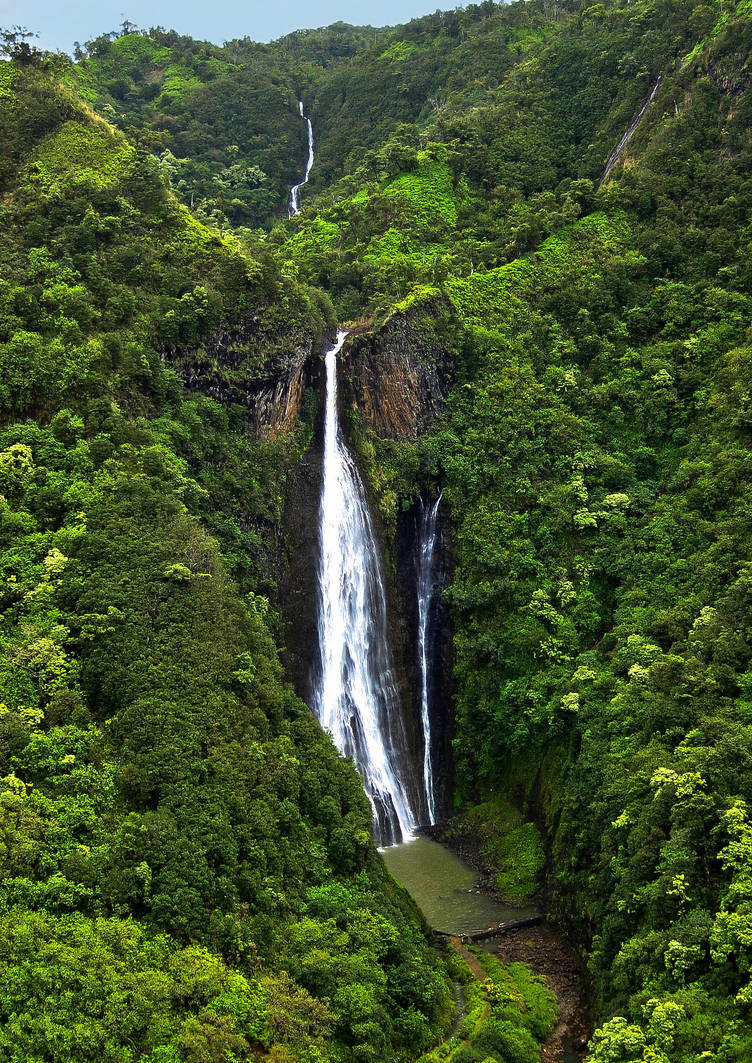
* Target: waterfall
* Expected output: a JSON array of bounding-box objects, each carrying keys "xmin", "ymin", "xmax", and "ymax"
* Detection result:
[
  {"xmin": 416, "ymin": 492, "xmax": 442, "ymax": 825},
  {"xmin": 289, "ymin": 100, "xmax": 314, "ymax": 217},
  {"xmin": 315, "ymin": 331, "xmax": 418, "ymax": 846},
  {"xmin": 599, "ymin": 78, "xmax": 661, "ymax": 185}
]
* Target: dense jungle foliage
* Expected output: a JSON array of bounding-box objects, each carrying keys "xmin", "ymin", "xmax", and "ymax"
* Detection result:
[
  {"xmin": 3, "ymin": 0, "xmax": 752, "ymax": 1060},
  {"xmin": 270, "ymin": 1, "xmax": 752, "ymax": 1058},
  {"xmin": 0, "ymin": 58, "xmax": 452, "ymax": 1063}
]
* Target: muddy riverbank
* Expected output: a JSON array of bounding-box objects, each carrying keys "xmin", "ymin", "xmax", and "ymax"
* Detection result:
[{"xmin": 494, "ymin": 922, "xmax": 591, "ymax": 1063}]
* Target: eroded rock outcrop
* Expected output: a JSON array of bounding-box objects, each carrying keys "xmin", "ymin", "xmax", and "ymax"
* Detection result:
[
  {"xmin": 346, "ymin": 297, "xmax": 455, "ymax": 440},
  {"xmin": 165, "ymin": 313, "xmax": 320, "ymax": 439}
]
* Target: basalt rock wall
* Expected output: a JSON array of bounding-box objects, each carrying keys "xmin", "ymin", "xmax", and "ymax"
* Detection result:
[
  {"xmin": 276, "ymin": 337, "xmax": 331, "ymax": 703},
  {"xmin": 345, "ymin": 298, "xmax": 455, "ymax": 440},
  {"xmin": 345, "ymin": 302, "xmax": 459, "ymax": 821},
  {"xmin": 278, "ymin": 424, "xmax": 324, "ymax": 704},
  {"xmin": 165, "ymin": 312, "xmax": 320, "ymax": 439},
  {"xmin": 396, "ymin": 496, "xmax": 455, "ymax": 822},
  {"xmin": 269, "ymin": 309, "xmax": 458, "ymax": 826}
]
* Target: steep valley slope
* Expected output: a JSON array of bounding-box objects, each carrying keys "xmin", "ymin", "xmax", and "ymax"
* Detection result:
[{"xmin": 2, "ymin": 1, "xmax": 752, "ymax": 1061}]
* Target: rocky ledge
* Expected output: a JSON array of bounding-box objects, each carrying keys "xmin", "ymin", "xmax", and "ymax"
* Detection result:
[
  {"xmin": 345, "ymin": 297, "xmax": 456, "ymax": 440},
  {"xmin": 164, "ymin": 312, "xmax": 323, "ymax": 439}
]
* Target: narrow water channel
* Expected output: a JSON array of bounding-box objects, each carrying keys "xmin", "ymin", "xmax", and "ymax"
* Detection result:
[{"xmin": 382, "ymin": 836, "xmax": 537, "ymax": 937}]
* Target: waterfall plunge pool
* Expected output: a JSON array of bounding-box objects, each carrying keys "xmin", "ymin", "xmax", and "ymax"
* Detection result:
[{"xmin": 381, "ymin": 836, "xmax": 537, "ymax": 937}]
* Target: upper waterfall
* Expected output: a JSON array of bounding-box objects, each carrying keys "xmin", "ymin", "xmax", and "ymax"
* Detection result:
[
  {"xmin": 315, "ymin": 331, "xmax": 418, "ymax": 845},
  {"xmin": 599, "ymin": 78, "xmax": 661, "ymax": 185},
  {"xmin": 288, "ymin": 100, "xmax": 314, "ymax": 217}
]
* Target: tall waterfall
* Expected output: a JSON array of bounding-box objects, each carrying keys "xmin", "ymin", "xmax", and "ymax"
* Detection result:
[
  {"xmin": 288, "ymin": 100, "xmax": 314, "ymax": 217},
  {"xmin": 416, "ymin": 493, "xmax": 442, "ymax": 825},
  {"xmin": 315, "ymin": 331, "xmax": 418, "ymax": 845}
]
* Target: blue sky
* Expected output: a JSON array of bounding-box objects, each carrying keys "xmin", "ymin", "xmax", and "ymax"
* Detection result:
[{"xmin": 0, "ymin": 0, "xmax": 454, "ymax": 53}]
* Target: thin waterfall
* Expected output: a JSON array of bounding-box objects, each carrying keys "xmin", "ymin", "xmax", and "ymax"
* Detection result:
[
  {"xmin": 289, "ymin": 100, "xmax": 314, "ymax": 217},
  {"xmin": 315, "ymin": 331, "xmax": 418, "ymax": 846},
  {"xmin": 599, "ymin": 78, "xmax": 661, "ymax": 185},
  {"xmin": 416, "ymin": 492, "xmax": 442, "ymax": 825}
]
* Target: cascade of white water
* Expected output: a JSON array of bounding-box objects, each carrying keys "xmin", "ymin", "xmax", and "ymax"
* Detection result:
[
  {"xmin": 315, "ymin": 331, "xmax": 417, "ymax": 845},
  {"xmin": 289, "ymin": 100, "xmax": 314, "ymax": 217},
  {"xmin": 416, "ymin": 492, "xmax": 442, "ymax": 825}
]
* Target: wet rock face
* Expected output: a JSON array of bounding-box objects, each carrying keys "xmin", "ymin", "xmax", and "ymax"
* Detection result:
[
  {"xmin": 165, "ymin": 314, "xmax": 316, "ymax": 439},
  {"xmin": 343, "ymin": 306, "xmax": 458, "ymax": 822},
  {"xmin": 274, "ymin": 343, "xmax": 332, "ymax": 703},
  {"xmin": 347, "ymin": 304, "xmax": 454, "ymax": 440},
  {"xmin": 396, "ymin": 496, "xmax": 455, "ymax": 822},
  {"xmin": 251, "ymin": 348, "xmax": 312, "ymax": 438}
]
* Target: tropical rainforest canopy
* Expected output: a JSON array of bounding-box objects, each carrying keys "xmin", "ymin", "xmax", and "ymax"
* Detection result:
[{"xmin": 1, "ymin": 0, "xmax": 752, "ymax": 1060}]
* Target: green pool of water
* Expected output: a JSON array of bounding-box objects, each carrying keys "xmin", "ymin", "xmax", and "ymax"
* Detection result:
[{"xmin": 382, "ymin": 835, "xmax": 537, "ymax": 936}]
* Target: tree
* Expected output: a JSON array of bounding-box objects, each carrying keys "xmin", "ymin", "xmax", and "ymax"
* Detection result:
[{"xmin": 0, "ymin": 26, "xmax": 40, "ymax": 63}]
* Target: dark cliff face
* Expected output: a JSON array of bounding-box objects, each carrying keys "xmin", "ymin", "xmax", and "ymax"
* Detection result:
[
  {"xmin": 345, "ymin": 305, "xmax": 458, "ymax": 822},
  {"xmin": 276, "ymin": 341, "xmax": 331, "ymax": 703},
  {"xmin": 396, "ymin": 496, "xmax": 455, "ymax": 822},
  {"xmin": 278, "ymin": 425, "xmax": 324, "ymax": 703},
  {"xmin": 165, "ymin": 312, "xmax": 319, "ymax": 438},
  {"xmin": 346, "ymin": 299, "xmax": 455, "ymax": 440}
]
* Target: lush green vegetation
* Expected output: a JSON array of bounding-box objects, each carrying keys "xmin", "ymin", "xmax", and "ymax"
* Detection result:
[
  {"xmin": 444, "ymin": 798, "xmax": 545, "ymax": 903},
  {"xmin": 66, "ymin": 27, "xmax": 309, "ymax": 229},
  {"xmin": 331, "ymin": 3, "xmax": 752, "ymax": 1059},
  {"xmin": 417, "ymin": 945, "xmax": 557, "ymax": 1063},
  {"xmin": 0, "ymin": 56, "xmax": 451, "ymax": 1063},
  {"xmin": 5, "ymin": 0, "xmax": 752, "ymax": 1059},
  {"xmin": 266, "ymin": 0, "xmax": 752, "ymax": 1058},
  {"xmin": 434, "ymin": 10, "xmax": 752, "ymax": 1057}
]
